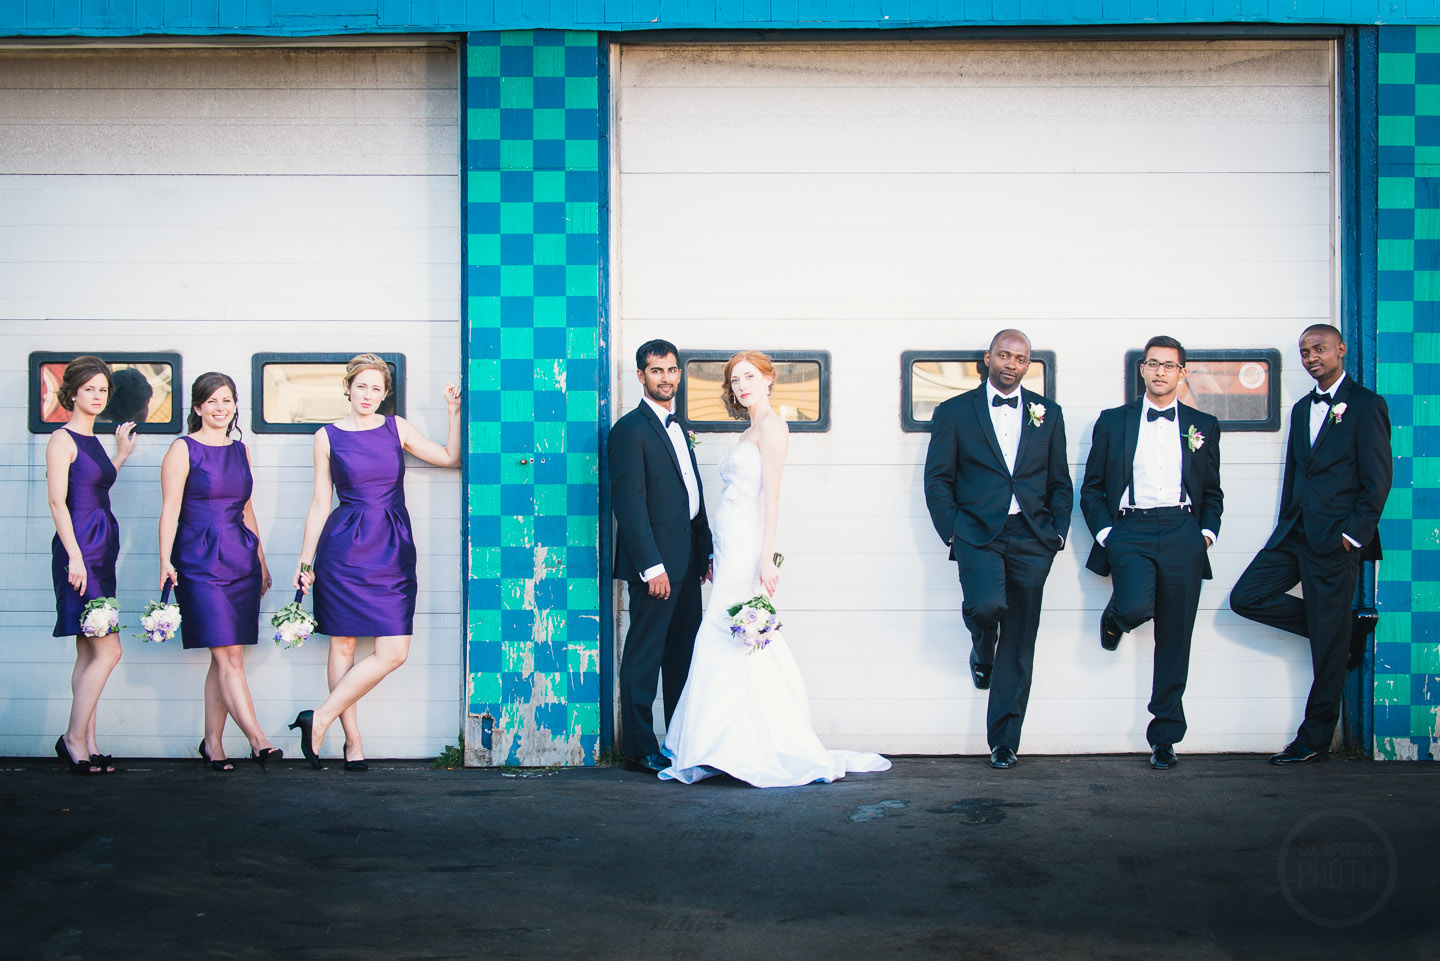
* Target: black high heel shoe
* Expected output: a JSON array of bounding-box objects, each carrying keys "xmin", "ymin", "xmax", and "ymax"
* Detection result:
[
  {"xmin": 288, "ymin": 711, "xmax": 321, "ymax": 769},
  {"xmin": 250, "ymin": 747, "xmax": 283, "ymax": 771},
  {"xmin": 343, "ymin": 742, "xmax": 368, "ymax": 773},
  {"xmin": 198, "ymin": 739, "xmax": 235, "ymax": 772},
  {"xmin": 55, "ymin": 737, "xmax": 101, "ymax": 775},
  {"xmin": 90, "ymin": 753, "xmax": 116, "ymax": 774}
]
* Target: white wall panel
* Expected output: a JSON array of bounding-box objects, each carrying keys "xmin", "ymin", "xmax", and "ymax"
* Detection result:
[
  {"xmin": 0, "ymin": 45, "xmax": 462, "ymax": 759},
  {"xmin": 614, "ymin": 40, "xmax": 1336, "ymax": 756}
]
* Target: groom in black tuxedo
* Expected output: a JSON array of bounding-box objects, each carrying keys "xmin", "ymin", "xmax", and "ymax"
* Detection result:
[
  {"xmin": 1080, "ymin": 335, "xmax": 1223, "ymax": 770},
  {"xmin": 1231, "ymin": 324, "xmax": 1392, "ymax": 764},
  {"xmin": 608, "ymin": 339, "xmax": 712, "ymax": 773},
  {"xmin": 923, "ymin": 329, "xmax": 1072, "ymax": 769}
]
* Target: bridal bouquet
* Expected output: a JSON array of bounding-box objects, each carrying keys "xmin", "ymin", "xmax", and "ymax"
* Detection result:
[
  {"xmin": 136, "ymin": 583, "xmax": 181, "ymax": 643},
  {"xmin": 79, "ymin": 596, "xmax": 121, "ymax": 638},
  {"xmin": 726, "ymin": 553, "xmax": 785, "ymax": 655},
  {"xmin": 272, "ymin": 565, "xmax": 318, "ymax": 650}
]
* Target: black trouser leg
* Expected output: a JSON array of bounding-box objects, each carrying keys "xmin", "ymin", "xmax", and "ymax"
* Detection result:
[
  {"xmin": 619, "ymin": 556, "xmax": 694, "ymax": 757},
  {"xmin": 979, "ymin": 517, "xmax": 1056, "ymax": 752},
  {"xmin": 1295, "ymin": 544, "xmax": 1362, "ymax": 751}
]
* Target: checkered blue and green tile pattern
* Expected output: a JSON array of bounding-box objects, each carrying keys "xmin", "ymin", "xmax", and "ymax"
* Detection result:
[
  {"xmin": 1375, "ymin": 23, "xmax": 1440, "ymax": 761},
  {"xmin": 464, "ymin": 30, "xmax": 603, "ymax": 766}
]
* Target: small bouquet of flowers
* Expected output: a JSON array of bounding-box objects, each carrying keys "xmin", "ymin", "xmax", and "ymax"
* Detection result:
[
  {"xmin": 79, "ymin": 596, "xmax": 121, "ymax": 638},
  {"xmin": 136, "ymin": 583, "xmax": 182, "ymax": 643},
  {"xmin": 271, "ymin": 564, "xmax": 317, "ymax": 650},
  {"xmin": 725, "ymin": 553, "xmax": 785, "ymax": 655}
]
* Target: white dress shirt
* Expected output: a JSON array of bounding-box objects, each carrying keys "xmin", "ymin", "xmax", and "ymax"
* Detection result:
[
  {"xmin": 1096, "ymin": 398, "xmax": 1215, "ymax": 547},
  {"xmin": 985, "ymin": 381, "xmax": 1023, "ymax": 516},
  {"xmin": 1307, "ymin": 372, "xmax": 1361, "ymax": 548},
  {"xmin": 639, "ymin": 395, "xmax": 701, "ymax": 582}
]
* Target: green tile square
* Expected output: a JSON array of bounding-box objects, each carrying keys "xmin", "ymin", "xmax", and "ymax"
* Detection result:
[
  {"xmin": 500, "ymin": 76, "xmax": 533, "ymax": 108},
  {"xmin": 470, "ymin": 483, "xmax": 501, "ymax": 515},
  {"xmin": 533, "ymin": 296, "xmax": 566, "ymax": 326},
  {"xmin": 1379, "ymin": 52, "xmax": 1416, "ymax": 86},
  {"xmin": 467, "ymin": 108, "xmax": 501, "ymax": 142},
  {"xmin": 566, "ymin": 515, "xmax": 598, "ymax": 546},
  {"xmin": 567, "ymin": 701, "xmax": 600, "ymax": 737},
  {"xmin": 470, "ymin": 608, "xmax": 500, "ymax": 635},
  {"xmin": 536, "ymin": 422, "xmax": 566, "ymax": 453},
  {"xmin": 565, "ymin": 266, "xmax": 599, "ymax": 298},
  {"xmin": 1415, "ymin": 332, "xmax": 1440, "ymax": 363},
  {"xmin": 501, "ymin": 702, "xmax": 524, "ymax": 728},
  {"xmin": 500, "ymin": 327, "xmax": 534, "ymax": 358},
  {"xmin": 499, "ymin": 202, "xmax": 534, "ymax": 234},
  {"xmin": 1376, "ymin": 612, "xmax": 1410, "ymax": 645},
  {"xmin": 469, "ymin": 234, "xmax": 501, "ymax": 266},
  {"xmin": 1415, "ymin": 397, "xmax": 1440, "ymax": 426},
  {"xmin": 1374, "ymin": 675, "xmax": 1408, "ymax": 705},
  {"xmin": 1384, "ymin": 489, "xmax": 1413, "ymax": 524},
  {"xmin": 563, "ymin": 30, "xmax": 596, "ymax": 47},
  {"xmin": 471, "ymin": 544, "xmax": 501, "ymax": 579},
  {"xmin": 500, "ymin": 140, "xmax": 534, "ymax": 170},
  {"xmin": 500, "ymin": 455, "xmax": 531, "ymax": 483},
  {"xmin": 500, "ymin": 390, "xmax": 535, "ymax": 424},
  {"xmin": 566, "ymin": 325, "xmax": 598, "ymax": 359},
  {"xmin": 1378, "ymin": 363, "xmax": 1413, "ymax": 395},
  {"xmin": 470, "ymin": 421, "xmax": 501, "ymax": 453},
  {"xmin": 470, "ymin": 671, "xmax": 502, "ymax": 704},
  {"xmin": 1409, "ymin": 705, "xmax": 1435, "ymax": 739},
  {"xmin": 533, "ymin": 108, "xmax": 566, "ymax": 141},
  {"xmin": 1414, "ymin": 210, "xmax": 1440, "ymax": 238},
  {"xmin": 1415, "ymin": 154, "xmax": 1440, "ymax": 172},
  {"xmin": 565, "ymin": 139, "xmax": 598, "ymax": 171},
  {"xmin": 534, "ymin": 171, "xmax": 566, "ymax": 202},
  {"xmin": 1390, "ymin": 423, "xmax": 1414, "ymax": 458},
  {"xmin": 564, "ymin": 76, "xmax": 598, "ymax": 108},
  {"xmin": 1414, "ymin": 582, "xmax": 1440, "ymax": 610},
  {"xmin": 502, "ymin": 515, "xmax": 534, "ymax": 546},
  {"xmin": 567, "ymin": 453, "xmax": 598, "ymax": 485},
  {"xmin": 470, "ymin": 357, "xmax": 501, "ymax": 390},
  {"xmin": 534, "ymin": 672, "xmax": 566, "ymax": 702},
  {"xmin": 1415, "ymin": 515, "xmax": 1440, "ymax": 549},
  {"xmin": 469, "ymin": 296, "xmax": 502, "ymax": 329},
  {"xmin": 566, "ymin": 389, "xmax": 598, "ymax": 420},
  {"xmin": 534, "ymin": 483, "xmax": 567, "ymax": 514},
  {"xmin": 533, "ymin": 359, "xmax": 565, "ymax": 390},
  {"xmin": 501, "ymin": 639, "xmax": 531, "ymax": 672},
  {"xmin": 1418, "ymin": 84, "xmax": 1440, "ymax": 118},
  {"xmin": 500, "ymin": 265, "xmax": 534, "ymax": 297},
  {"xmin": 567, "ymin": 640, "xmax": 593, "ymax": 673},
  {"xmin": 1416, "ymin": 26, "xmax": 1440, "ymax": 54},
  {"xmin": 1379, "ymin": 239, "xmax": 1414, "ymax": 271},
  {"xmin": 565, "ymin": 201, "xmax": 599, "ymax": 235},
  {"xmin": 535, "ymin": 234, "xmax": 566, "ymax": 266},
  {"xmin": 1378, "ymin": 301, "xmax": 1414, "ymax": 332},
  {"xmin": 500, "ymin": 30, "xmax": 535, "ymax": 45},
  {"xmin": 1379, "ymin": 115, "xmax": 1416, "ymax": 148},
  {"xmin": 1414, "ymin": 644, "xmax": 1440, "ymax": 674},
  {"xmin": 533, "ymin": 45, "xmax": 566, "ymax": 78},
  {"xmin": 1380, "ymin": 177, "xmax": 1416, "ymax": 210},
  {"xmin": 567, "ymin": 578, "xmax": 598, "ymax": 610},
  {"xmin": 468, "ymin": 44, "xmax": 501, "ymax": 75}
]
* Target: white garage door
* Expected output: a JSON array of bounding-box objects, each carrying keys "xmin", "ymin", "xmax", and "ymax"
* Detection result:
[
  {"xmin": 0, "ymin": 44, "xmax": 462, "ymax": 759},
  {"xmin": 615, "ymin": 40, "xmax": 1336, "ymax": 754}
]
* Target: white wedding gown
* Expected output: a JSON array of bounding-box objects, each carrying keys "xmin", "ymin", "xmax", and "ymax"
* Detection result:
[{"xmin": 659, "ymin": 440, "xmax": 891, "ymax": 788}]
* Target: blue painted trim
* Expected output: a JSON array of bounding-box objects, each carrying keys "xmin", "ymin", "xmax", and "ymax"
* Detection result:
[
  {"xmin": 596, "ymin": 36, "xmax": 616, "ymax": 755},
  {"xmin": 459, "ymin": 30, "xmax": 474, "ymax": 753}
]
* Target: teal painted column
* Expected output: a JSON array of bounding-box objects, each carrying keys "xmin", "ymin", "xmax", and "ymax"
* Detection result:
[
  {"xmin": 462, "ymin": 30, "xmax": 603, "ymax": 766},
  {"xmin": 1375, "ymin": 24, "xmax": 1440, "ymax": 760}
]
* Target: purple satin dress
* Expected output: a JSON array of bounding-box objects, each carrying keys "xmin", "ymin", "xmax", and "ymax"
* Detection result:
[
  {"xmin": 172, "ymin": 437, "xmax": 262, "ymax": 649},
  {"xmin": 313, "ymin": 417, "xmax": 417, "ymax": 637},
  {"xmin": 51, "ymin": 429, "xmax": 120, "ymax": 637}
]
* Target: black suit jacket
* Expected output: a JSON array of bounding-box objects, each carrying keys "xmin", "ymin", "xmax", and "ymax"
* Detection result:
[
  {"xmin": 1267, "ymin": 376, "xmax": 1391, "ymax": 560},
  {"xmin": 608, "ymin": 402, "xmax": 712, "ymax": 582},
  {"xmin": 1080, "ymin": 399, "xmax": 1223, "ymax": 578},
  {"xmin": 923, "ymin": 386, "xmax": 1073, "ymax": 553}
]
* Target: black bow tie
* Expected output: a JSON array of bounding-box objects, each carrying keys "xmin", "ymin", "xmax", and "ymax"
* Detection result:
[
  {"xmin": 665, "ymin": 413, "xmax": 679, "ymax": 428},
  {"xmin": 992, "ymin": 395, "xmax": 1018, "ymax": 409},
  {"xmin": 1147, "ymin": 407, "xmax": 1176, "ymax": 422},
  {"xmin": 1312, "ymin": 391, "xmax": 1332, "ymax": 405}
]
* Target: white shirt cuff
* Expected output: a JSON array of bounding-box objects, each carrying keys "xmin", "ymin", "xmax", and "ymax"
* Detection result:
[
  {"xmin": 1342, "ymin": 532, "xmax": 1362, "ymax": 549},
  {"xmin": 1202, "ymin": 529, "xmax": 1217, "ymax": 546},
  {"xmin": 640, "ymin": 563, "xmax": 665, "ymax": 582},
  {"xmin": 1097, "ymin": 527, "xmax": 1111, "ymax": 547}
]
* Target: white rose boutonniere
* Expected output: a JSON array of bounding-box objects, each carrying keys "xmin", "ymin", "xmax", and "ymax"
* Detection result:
[
  {"xmin": 1186, "ymin": 424, "xmax": 1206, "ymax": 452},
  {"xmin": 1027, "ymin": 402, "xmax": 1046, "ymax": 427},
  {"xmin": 1330, "ymin": 401, "xmax": 1347, "ymax": 424}
]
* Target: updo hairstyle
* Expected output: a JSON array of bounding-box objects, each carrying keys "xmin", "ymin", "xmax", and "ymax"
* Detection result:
[
  {"xmin": 57, "ymin": 356, "xmax": 114, "ymax": 412},
  {"xmin": 720, "ymin": 350, "xmax": 776, "ymax": 420},
  {"xmin": 343, "ymin": 353, "xmax": 392, "ymax": 397}
]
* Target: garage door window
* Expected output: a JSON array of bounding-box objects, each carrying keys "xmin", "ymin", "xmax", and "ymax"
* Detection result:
[
  {"xmin": 29, "ymin": 351, "xmax": 181, "ymax": 434},
  {"xmin": 251, "ymin": 353, "xmax": 407, "ymax": 434},
  {"xmin": 1123, "ymin": 349, "xmax": 1281, "ymax": 431},
  {"xmin": 677, "ymin": 351, "xmax": 830, "ymax": 432},
  {"xmin": 902, "ymin": 350, "xmax": 1055, "ymax": 432}
]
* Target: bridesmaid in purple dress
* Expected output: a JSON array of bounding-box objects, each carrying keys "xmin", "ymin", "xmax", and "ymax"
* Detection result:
[
  {"xmin": 46, "ymin": 356, "xmax": 137, "ymax": 775},
  {"xmin": 289, "ymin": 354, "xmax": 461, "ymax": 770},
  {"xmin": 159, "ymin": 372, "xmax": 283, "ymax": 771}
]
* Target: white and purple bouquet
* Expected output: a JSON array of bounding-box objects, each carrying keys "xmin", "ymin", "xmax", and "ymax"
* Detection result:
[
  {"xmin": 271, "ymin": 566, "xmax": 317, "ymax": 650},
  {"xmin": 79, "ymin": 596, "xmax": 121, "ymax": 638},
  {"xmin": 726, "ymin": 553, "xmax": 785, "ymax": 655},
  {"xmin": 136, "ymin": 586, "xmax": 181, "ymax": 643}
]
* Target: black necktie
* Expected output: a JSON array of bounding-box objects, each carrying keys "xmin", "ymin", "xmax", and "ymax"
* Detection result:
[
  {"xmin": 992, "ymin": 395, "xmax": 1018, "ymax": 409},
  {"xmin": 665, "ymin": 413, "xmax": 678, "ymax": 428},
  {"xmin": 1312, "ymin": 391, "xmax": 1332, "ymax": 405},
  {"xmin": 1147, "ymin": 407, "xmax": 1176, "ymax": 422}
]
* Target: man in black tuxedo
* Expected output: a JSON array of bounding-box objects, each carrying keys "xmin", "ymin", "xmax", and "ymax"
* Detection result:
[
  {"xmin": 923, "ymin": 329, "xmax": 1072, "ymax": 769},
  {"xmin": 608, "ymin": 339, "xmax": 712, "ymax": 773},
  {"xmin": 1231, "ymin": 324, "xmax": 1392, "ymax": 764},
  {"xmin": 1080, "ymin": 335, "xmax": 1223, "ymax": 770}
]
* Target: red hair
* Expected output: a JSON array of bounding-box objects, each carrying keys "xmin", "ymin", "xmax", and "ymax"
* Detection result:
[{"xmin": 721, "ymin": 351, "xmax": 775, "ymax": 419}]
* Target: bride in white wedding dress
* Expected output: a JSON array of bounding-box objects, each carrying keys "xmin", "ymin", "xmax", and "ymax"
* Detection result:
[{"xmin": 659, "ymin": 351, "xmax": 891, "ymax": 788}]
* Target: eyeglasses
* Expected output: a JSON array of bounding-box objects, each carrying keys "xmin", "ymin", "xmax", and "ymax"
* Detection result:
[{"xmin": 1140, "ymin": 360, "xmax": 1184, "ymax": 372}]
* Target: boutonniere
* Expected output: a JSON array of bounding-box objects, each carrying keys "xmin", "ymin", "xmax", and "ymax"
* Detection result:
[
  {"xmin": 1329, "ymin": 402, "xmax": 1347, "ymax": 424},
  {"xmin": 1027, "ymin": 402, "xmax": 1046, "ymax": 427},
  {"xmin": 1186, "ymin": 424, "xmax": 1205, "ymax": 452},
  {"xmin": 687, "ymin": 430, "xmax": 699, "ymax": 450}
]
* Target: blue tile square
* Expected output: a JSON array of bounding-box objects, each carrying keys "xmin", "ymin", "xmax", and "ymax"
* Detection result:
[
  {"xmin": 473, "ymin": 514, "xmax": 501, "ymax": 544},
  {"xmin": 501, "ymin": 296, "xmax": 533, "ymax": 327},
  {"xmin": 501, "ymin": 483, "xmax": 535, "ymax": 514},
  {"xmin": 471, "ymin": 386, "xmax": 501, "ymax": 418},
  {"xmin": 566, "ymin": 295, "xmax": 597, "ymax": 326},
  {"xmin": 531, "ymin": 641, "xmax": 562, "ymax": 674},
  {"xmin": 567, "ymin": 483, "xmax": 599, "ymax": 515},
  {"xmin": 1381, "ymin": 25, "xmax": 1416, "ymax": 54},
  {"xmin": 470, "ymin": 641, "xmax": 502, "ymax": 671},
  {"xmin": 501, "ymin": 608, "xmax": 535, "ymax": 642},
  {"xmin": 535, "ymin": 513, "xmax": 567, "ymax": 542},
  {"xmin": 570, "ymin": 612, "xmax": 599, "ymax": 643},
  {"xmin": 467, "ymin": 76, "xmax": 501, "ymax": 109},
  {"xmin": 502, "ymin": 420, "xmax": 534, "ymax": 453},
  {"xmin": 535, "ymin": 390, "xmax": 566, "ymax": 421},
  {"xmin": 1417, "ymin": 52, "xmax": 1440, "ymax": 84},
  {"xmin": 568, "ymin": 357, "xmax": 600, "ymax": 389},
  {"xmin": 470, "ymin": 452, "xmax": 502, "ymax": 484},
  {"xmin": 501, "ymin": 545, "xmax": 534, "ymax": 577},
  {"xmin": 467, "ymin": 202, "xmax": 501, "ymax": 234},
  {"xmin": 567, "ymin": 422, "xmax": 600, "ymax": 454},
  {"xmin": 569, "ymin": 671, "xmax": 599, "ymax": 703},
  {"xmin": 535, "ymin": 264, "xmax": 566, "ymax": 296},
  {"xmin": 534, "ymin": 579, "xmax": 565, "ymax": 609},
  {"xmin": 1381, "ymin": 83, "xmax": 1417, "ymax": 118},
  {"xmin": 499, "ymin": 44, "xmax": 534, "ymax": 75},
  {"xmin": 566, "ymin": 107, "xmax": 599, "ymax": 140},
  {"xmin": 564, "ymin": 43, "xmax": 596, "ymax": 76},
  {"xmin": 500, "ymin": 233, "xmax": 534, "ymax": 265},
  {"xmin": 566, "ymin": 169, "xmax": 599, "ymax": 199},
  {"xmin": 534, "ymin": 701, "xmax": 567, "ymax": 734},
  {"xmin": 534, "ymin": 201, "xmax": 566, "ymax": 233},
  {"xmin": 501, "ymin": 358, "xmax": 532, "ymax": 390},
  {"xmin": 470, "ymin": 577, "xmax": 501, "ymax": 609},
  {"xmin": 1379, "ymin": 207, "xmax": 1415, "ymax": 238},
  {"xmin": 1380, "ymin": 145, "xmax": 1416, "ymax": 167},
  {"xmin": 468, "ymin": 265, "xmax": 501, "ymax": 297},
  {"xmin": 1377, "ymin": 641, "xmax": 1412, "ymax": 673},
  {"xmin": 567, "ymin": 232, "xmax": 599, "ymax": 265},
  {"xmin": 534, "ymin": 139, "xmax": 565, "ymax": 168},
  {"xmin": 1379, "ymin": 269, "xmax": 1415, "ymax": 301},
  {"xmin": 534, "ymin": 327, "xmax": 565, "ymax": 359},
  {"xmin": 1373, "ymin": 704, "xmax": 1411, "ymax": 737},
  {"xmin": 568, "ymin": 544, "xmax": 598, "ymax": 576},
  {"xmin": 1413, "ymin": 675, "xmax": 1440, "ymax": 705},
  {"xmin": 500, "ymin": 170, "xmax": 534, "ymax": 201},
  {"xmin": 535, "ymin": 76, "xmax": 566, "ymax": 108},
  {"xmin": 534, "ymin": 456, "xmax": 566, "ymax": 484},
  {"xmin": 1415, "ymin": 547, "xmax": 1440, "ymax": 581},
  {"xmin": 468, "ymin": 139, "xmax": 501, "ymax": 170},
  {"xmin": 499, "ymin": 107, "xmax": 533, "ymax": 140}
]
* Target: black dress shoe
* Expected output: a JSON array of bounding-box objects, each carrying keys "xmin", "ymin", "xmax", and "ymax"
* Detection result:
[
  {"xmin": 1149, "ymin": 744, "xmax": 1178, "ymax": 770},
  {"xmin": 990, "ymin": 746, "xmax": 1017, "ymax": 769},
  {"xmin": 624, "ymin": 753, "xmax": 668, "ymax": 773},
  {"xmin": 343, "ymin": 742, "xmax": 368, "ymax": 772},
  {"xmin": 1270, "ymin": 742, "xmax": 1329, "ymax": 765},
  {"xmin": 288, "ymin": 710, "xmax": 322, "ymax": 770},
  {"xmin": 1348, "ymin": 611, "xmax": 1379, "ymax": 671},
  {"xmin": 969, "ymin": 652, "xmax": 992, "ymax": 691},
  {"xmin": 1100, "ymin": 604, "xmax": 1123, "ymax": 652}
]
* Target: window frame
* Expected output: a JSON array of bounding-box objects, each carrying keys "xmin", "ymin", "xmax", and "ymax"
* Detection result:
[
  {"xmin": 674, "ymin": 350, "xmax": 832, "ymax": 433},
  {"xmin": 28, "ymin": 350, "xmax": 184, "ymax": 434},
  {"xmin": 250, "ymin": 352, "xmax": 407, "ymax": 435},
  {"xmin": 900, "ymin": 349, "xmax": 1058, "ymax": 432},
  {"xmin": 1122, "ymin": 348, "xmax": 1282, "ymax": 432}
]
